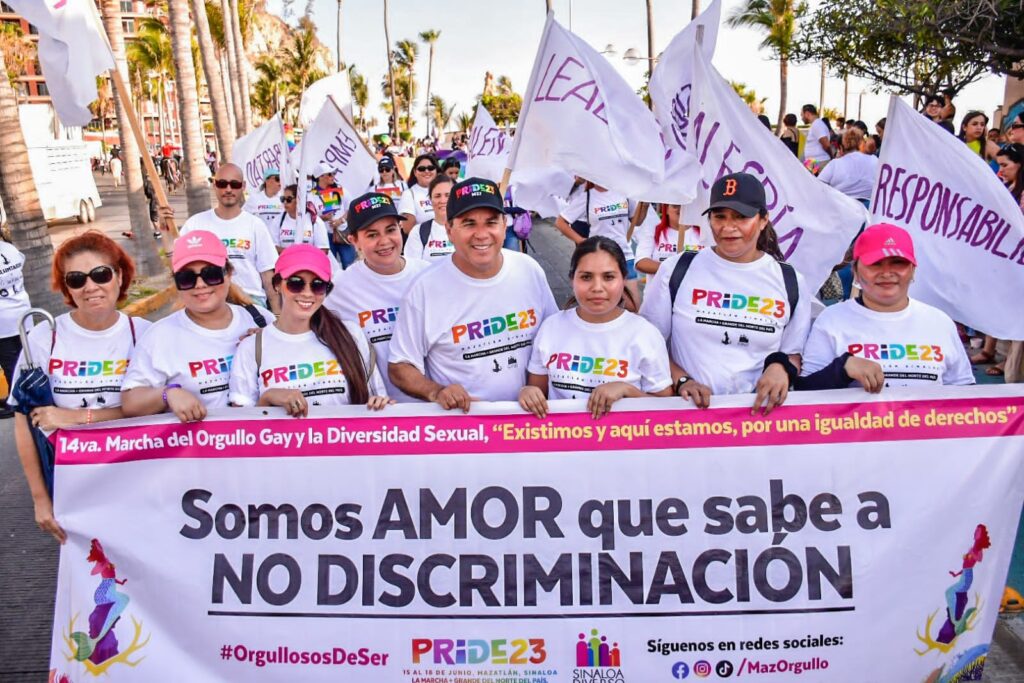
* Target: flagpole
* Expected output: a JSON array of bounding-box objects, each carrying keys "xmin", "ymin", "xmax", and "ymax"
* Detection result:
[
  {"xmin": 87, "ymin": 1, "xmax": 178, "ymax": 242},
  {"xmin": 676, "ymin": 25, "xmax": 707, "ymax": 254}
]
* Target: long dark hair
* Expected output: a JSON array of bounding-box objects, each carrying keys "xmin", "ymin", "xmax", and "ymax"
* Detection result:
[
  {"xmin": 958, "ymin": 111, "xmax": 988, "ymax": 152},
  {"xmin": 273, "ymin": 276, "xmax": 371, "ymax": 404},
  {"xmin": 756, "ymin": 217, "xmax": 787, "ymax": 262},
  {"xmin": 407, "ymin": 153, "xmax": 440, "ymax": 187},
  {"xmin": 997, "ymin": 142, "xmax": 1024, "ymax": 203},
  {"xmin": 566, "ymin": 236, "xmax": 639, "ymax": 311}
]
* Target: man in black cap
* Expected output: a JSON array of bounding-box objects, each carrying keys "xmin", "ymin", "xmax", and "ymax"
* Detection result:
[{"xmin": 389, "ymin": 177, "xmax": 558, "ymax": 410}]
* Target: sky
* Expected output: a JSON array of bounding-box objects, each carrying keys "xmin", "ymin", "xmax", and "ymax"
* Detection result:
[{"xmin": 266, "ymin": 0, "xmax": 1008, "ymax": 136}]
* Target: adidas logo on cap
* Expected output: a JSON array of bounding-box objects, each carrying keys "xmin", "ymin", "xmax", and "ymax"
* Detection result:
[
  {"xmin": 884, "ymin": 238, "xmax": 896, "ymax": 246},
  {"xmin": 186, "ymin": 236, "xmax": 203, "ymax": 248}
]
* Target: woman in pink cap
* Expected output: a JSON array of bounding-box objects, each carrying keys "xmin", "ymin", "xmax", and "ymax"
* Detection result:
[
  {"xmin": 228, "ymin": 244, "xmax": 388, "ymax": 415},
  {"xmin": 121, "ymin": 230, "xmax": 273, "ymax": 422},
  {"xmin": 799, "ymin": 223, "xmax": 973, "ymax": 390}
]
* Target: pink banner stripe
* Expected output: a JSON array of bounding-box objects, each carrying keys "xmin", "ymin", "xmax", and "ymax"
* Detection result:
[{"xmin": 54, "ymin": 396, "xmax": 1024, "ymax": 465}]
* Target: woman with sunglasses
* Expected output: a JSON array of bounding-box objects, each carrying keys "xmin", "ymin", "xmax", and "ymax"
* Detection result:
[
  {"xmin": 309, "ymin": 162, "xmax": 355, "ymax": 270},
  {"xmin": 634, "ymin": 204, "xmax": 702, "ymax": 276},
  {"xmin": 12, "ymin": 231, "xmax": 150, "ymax": 543},
  {"xmin": 404, "ymin": 175, "xmax": 455, "ymax": 263},
  {"xmin": 373, "ymin": 156, "xmax": 406, "ymax": 199},
  {"xmin": 520, "ymin": 237, "xmax": 672, "ymax": 420},
  {"xmin": 229, "ymin": 245, "xmax": 388, "ymax": 415},
  {"xmin": 398, "ymin": 153, "xmax": 439, "ymax": 234},
  {"xmin": 242, "ymin": 167, "xmax": 284, "ymax": 237},
  {"xmin": 121, "ymin": 231, "xmax": 273, "ymax": 422},
  {"xmin": 273, "ymin": 183, "xmax": 329, "ymax": 253}
]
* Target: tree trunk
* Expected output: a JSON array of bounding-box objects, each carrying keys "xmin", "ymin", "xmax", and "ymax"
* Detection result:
[
  {"xmin": 101, "ymin": 0, "xmax": 163, "ymax": 276},
  {"xmin": 384, "ymin": 0, "xmax": 399, "ymax": 138},
  {"xmin": 336, "ymin": 0, "xmax": 344, "ymax": 72},
  {"xmin": 167, "ymin": 0, "xmax": 213, "ymax": 215},
  {"xmin": 777, "ymin": 55, "xmax": 788, "ymax": 132},
  {"xmin": 220, "ymin": 0, "xmax": 245, "ymax": 136},
  {"xmin": 157, "ymin": 89, "xmax": 166, "ymax": 147},
  {"xmin": 191, "ymin": 0, "xmax": 232, "ymax": 160},
  {"xmin": 425, "ymin": 44, "xmax": 434, "ymax": 138},
  {"xmin": 406, "ymin": 65, "xmax": 414, "ymax": 135},
  {"xmin": 691, "ymin": 0, "xmax": 700, "ymax": 19},
  {"xmin": 219, "ymin": 50, "xmax": 237, "ymax": 134},
  {"xmin": 0, "ymin": 54, "xmax": 62, "ymax": 312},
  {"xmin": 229, "ymin": 0, "xmax": 252, "ymax": 132}
]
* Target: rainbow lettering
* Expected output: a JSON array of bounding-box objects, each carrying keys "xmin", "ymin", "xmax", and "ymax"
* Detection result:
[
  {"xmin": 353, "ymin": 195, "xmax": 392, "ymax": 213},
  {"xmin": 357, "ymin": 307, "xmax": 399, "ymax": 328},
  {"xmin": 847, "ymin": 343, "xmax": 944, "ymax": 362},
  {"xmin": 592, "ymin": 201, "xmax": 628, "ymax": 215},
  {"xmin": 454, "ymin": 183, "xmax": 496, "ymax": 198},
  {"xmin": 545, "ymin": 353, "xmax": 629, "ymax": 378},
  {"xmin": 451, "ymin": 309, "xmax": 537, "ymax": 343},
  {"xmin": 260, "ymin": 360, "xmax": 342, "ymax": 387},
  {"xmin": 427, "ymin": 239, "xmax": 452, "ymax": 249},
  {"xmin": 221, "ymin": 238, "xmax": 252, "ymax": 250},
  {"xmin": 691, "ymin": 288, "xmax": 786, "ymax": 319},
  {"xmin": 48, "ymin": 359, "xmax": 128, "ymax": 377},
  {"xmin": 188, "ymin": 356, "xmax": 233, "ymax": 377}
]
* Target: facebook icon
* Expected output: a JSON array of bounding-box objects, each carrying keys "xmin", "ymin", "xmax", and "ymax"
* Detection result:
[{"xmin": 672, "ymin": 661, "xmax": 690, "ymax": 679}]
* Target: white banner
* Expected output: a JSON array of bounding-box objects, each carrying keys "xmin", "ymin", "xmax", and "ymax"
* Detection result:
[
  {"xmin": 645, "ymin": 0, "xmax": 721, "ymax": 205},
  {"xmin": 231, "ymin": 113, "xmax": 292, "ymax": 194},
  {"xmin": 509, "ymin": 14, "xmax": 668, "ymax": 199},
  {"xmin": 47, "ymin": 387, "xmax": 1024, "ymax": 682},
  {"xmin": 872, "ymin": 97, "xmax": 1024, "ymax": 339},
  {"xmin": 296, "ymin": 97, "xmax": 377, "ymax": 216},
  {"xmin": 675, "ymin": 44, "xmax": 869, "ymax": 290},
  {"xmin": 298, "ymin": 71, "xmax": 354, "ymax": 129},
  {"xmin": 466, "ymin": 103, "xmax": 510, "ymax": 183},
  {"xmin": 6, "ymin": 0, "xmax": 114, "ymax": 127}
]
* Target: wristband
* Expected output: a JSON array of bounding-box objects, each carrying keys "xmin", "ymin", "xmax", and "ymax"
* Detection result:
[
  {"xmin": 763, "ymin": 352, "xmax": 798, "ymax": 386},
  {"xmin": 673, "ymin": 376, "xmax": 691, "ymax": 396},
  {"xmin": 163, "ymin": 383, "xmax": 182, "ymax": 406},
  {"xmin": 86, "ymin": 408, "xmax": 93, "ymax": 425}
]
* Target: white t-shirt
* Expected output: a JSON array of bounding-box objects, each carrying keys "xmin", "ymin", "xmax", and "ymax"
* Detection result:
[
  {"xmin": 10, "ymin": 312, "xmax": 151, "ymax": 409},
  {"xmin": 801, "ymin": 298, "xmax": 974, "ymax": 387},
  {"xmin": 122, "ymin": 304, "xmax": 273, "ymax": 410},
  {"xmin": 804, "ymin": 118, "xmax": 832, "ymax": 163},
  {"xmin": 817, "ymin": 151, "xmax": 878, "ymax": 201},
  {"xmin": 242, "ymin": 190, "xmax": 284, "ymax": 237},
  {"xmin": 634, "ymin": 223, "xmax": 703, "ymax": 265},
  {"xmin": 403, "ymin": 220, "xmax": 455, "ymax": 262},
  {"xmin": 639, "ymin": 249, "xmax": 813, "ymax": 395},
  {"xmin": 371, "ymin": 180, "xmax": 407, "ymax": 200},
  {"xmin": 389, "ymin": 250, "xmax": 559, "ymax": 401},
  {"xmin": 325, "ymin": 258, "xmax": 430, "ymax": 402},
  {"xmin": 228, "ymin": 320, "xmax": 386, "ymax": 407},
  {"xmin": 560, "ymin": 188, "xmax": 635, "ymax": 261},
  {"xmin": 179, "ymin": 209, "xmax": 279, "ymax": 301},
  {"xmin": 0, "ymin": 241, "xmax": 31, "ymax": 338},
  {"xmin": 398, "ymin": 184, "xmax": 435, "ymax": 224},
  {"xmin": 274, "ymin": 212, "xmax": 330, "ymax": 249},
  {"xmin": 528, "ymin": 309, "xmax": 671, "ymax": 400}
]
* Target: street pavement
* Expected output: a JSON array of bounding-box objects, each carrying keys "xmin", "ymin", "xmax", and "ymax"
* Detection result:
[{"xmin": 1, "ymin": 177, "xmax": 1022, "ymax": 680}]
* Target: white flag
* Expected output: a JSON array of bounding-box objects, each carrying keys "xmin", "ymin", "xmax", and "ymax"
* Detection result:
[
  {"xmin": 872, "ymin": 97, "xmax": 1024, "ymax": 338},
  {"xmin": 298, "ymin": 71, "xmax": 354, "ymax": 128},
  {"xmin": 678, "ymin": 44, "xmax": 868, "ymax": 291},
  {"xmin": 508, "ymin": 14, "xmax": 667, "ymax": 198},
  {"xmin": 296, "ymin": 97, "xmax": 377, "ymax": 216},
  {"xmin": 646, "ymin": 0, "xmax": 720, "ymax": 204},
  {"xmin": 465, "ymin": 103, "xmax": 510, "ymax": 183},
  {"xmin": 6, "ymin": 0, "xmax": 114, "ymax": 127},
  {"xmin": 231, "ymin": 113, "xmax": 291, "ymax": 194}
]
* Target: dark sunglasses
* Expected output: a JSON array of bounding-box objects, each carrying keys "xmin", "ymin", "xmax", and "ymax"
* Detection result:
[
  {"xmin": 415, "ymin": 165, "xmax": 436, "ymax": 173},
  {"xmin": 284, "ymin": 276, "xmax": 332, "ymax": 296},
  {"xmin": 266, "ymin": 175, "xmax": 280, "ymax": 182},
  {"xmin": 65, "ymin": 266, "xmax": 114, "ymax": 290},
  {"xmin": 1012, "ymin": 124, "xmax": 1024, "ymax": 130},
  {"xmin": 281, "ymin": 195, "xmax": 295, "ymax": 203},
  {"xmin": 174, "ymin": 265, "xmax": 226, "ymax": 290},
  {"xmin": 378, "ymin": 166, "xmax": 393, "ymax": 173},
  {"xmin": 214, "ymin": 179, "xmax": 244, "ymax": 190}
]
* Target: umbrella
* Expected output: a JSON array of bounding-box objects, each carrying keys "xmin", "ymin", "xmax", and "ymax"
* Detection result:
[{"xmin": 12, "ymin": 308, "xmax": 56, "ymax": 497}]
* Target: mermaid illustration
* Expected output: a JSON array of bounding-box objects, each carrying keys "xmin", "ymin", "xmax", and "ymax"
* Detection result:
[
  {"xmin": 69, "ymin": 539, "xmax": 130, "ymax": 664},
  {"xmin": 917, "ymin": 524, "xmax": 991, "ymax": 656}
]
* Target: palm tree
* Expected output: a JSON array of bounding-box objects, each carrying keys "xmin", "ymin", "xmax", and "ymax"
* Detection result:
[
  {"xmin": 429, "ymin": 95, "xmax": 455, "ymax": 135},
  {"xmin": 100, "ymin": 0, "xmax": 164, "ymax": 275},
  {"xmin": 455, "ymin": 111, "xmax": 473, "ymax": 134},
  {"xmin": 127, "ymin": 19, "xmax": 176, "ymax": 148},
  {"xmin": 393, "ymin": 40, "xmax": 418, "ymax": 134},
  {"xmin": 383, "ymin": 0, "xmax": 398, "ymax": 137},
  {"xmin": 279, "ymin": 19, "xmax": 327, "ymax": 123},
  {"xmin": 218, "ymin": 0, "xmax": 245, "ymax": 135},
  {"xmin": 0, "ymin": 22, "xmax": 34, "ymax": 87},
  {"xmin": 192, "ymin": 0, "xmax": 232, "ymax": 159},
  {"xmin": 336, "ymin": 0, "xmax": 344, "ymax": 72},
  {"xmin": 167, "ymin": 0, "xmax": 213, "ymax": 215},
  {"xmin": 727, "ymin": 0, "xmax": 807, "ymax": 130},
  {"xmin": 348, "ymin": 64, "xmax": 369, "ymax": 132},
  {"xmin": 228, "ymin": 0, "xmax": 253, "ymax": 133},
  {"xmin": 253, "ymin": 54, "xmax": 284, "ymax": 118},
  {"xmin": 0, "ymin": 51, "xmax": 61, "ymax": 311},
  {"xmin": 418, "ymin": 29, "xmax": 440, "ymax": 138}
]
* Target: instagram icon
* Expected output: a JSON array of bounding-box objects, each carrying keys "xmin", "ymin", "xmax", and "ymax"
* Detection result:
[{"xmin": 693, "ymin": 660, "xmax": 712, "ymax": 678}]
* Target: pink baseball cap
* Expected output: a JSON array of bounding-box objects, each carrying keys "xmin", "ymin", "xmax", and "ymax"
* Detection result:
[
  {"xmin": 853, "ymin": 223, "xmax": 917, "ymax": 266},
  {"xmin": 172, "ymin": 230, "xmax": 227, "ymax": 271},
  {"xmin": 275, "ymin": 244, "xmax": 332, "ymax": 281}
]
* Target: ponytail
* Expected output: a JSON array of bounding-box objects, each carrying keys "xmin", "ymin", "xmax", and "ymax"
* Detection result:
[
  {"xmin": 310, "ymin": 306, "xmax": 370, "ymax": 404},
  {"xmin": 757, "ymin": 218, "xmax": 787, "ymax": 262}
]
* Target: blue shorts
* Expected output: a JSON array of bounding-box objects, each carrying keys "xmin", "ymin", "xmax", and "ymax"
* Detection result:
[{"xmin": 626, "ymin": 258, "xmax": 638, "ymax": 281}]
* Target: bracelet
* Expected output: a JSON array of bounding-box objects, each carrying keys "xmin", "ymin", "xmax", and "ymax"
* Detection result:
[
  {"xmin": 163, "ymin": 383, "xmax": 182, "ymax": 406},
  {"xmin": 86, "ymin": 408, "xmax": 93, "ymax": 425}
]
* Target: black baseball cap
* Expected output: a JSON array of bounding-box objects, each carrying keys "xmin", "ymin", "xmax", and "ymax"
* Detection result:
[
  {"xmin": 447, "ymin": 177, "xmax": 505, "ymax": 221},
  {"xmin": 703, "ymin": 172, "xmax": 766, "ymax": 218},
  {"xmin": 347, "ymin": 192, "xmax": 399, "ymax": 233},
  {"xmin": 377, "ymin": 156, "xmax": 395, "ymax": 170}
]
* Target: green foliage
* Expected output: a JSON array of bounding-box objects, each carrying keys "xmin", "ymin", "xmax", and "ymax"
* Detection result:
[
  {"xmin": 727, "ymin": 0, "xmax": 806, "ymax": 61},
  {"xmin": 0, "ymin": 22, "xmax": 32, "ymax": 85},
  {"xmin": 729, "ymin": 81, "xmax": 767, "ymax": 106}
]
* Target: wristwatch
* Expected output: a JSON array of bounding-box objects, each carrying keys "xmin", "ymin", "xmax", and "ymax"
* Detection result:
[{"xmin": 673, "ymin": 376, "xmax": 691, "ymax": 396}]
